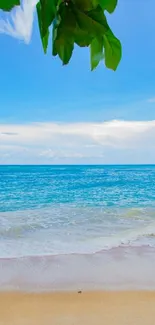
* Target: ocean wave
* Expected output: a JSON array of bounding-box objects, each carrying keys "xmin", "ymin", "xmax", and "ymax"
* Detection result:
[
  {"xmin": 1, "ymin": 206, "xmax": 155, "ymax": 258},
  {"xmin": 0, "ymin": 223, "xmax": 46, "ymax": 238},
  {"xmin": 1, "ymin": 221, "xmax": 155, "ymax": 259}
]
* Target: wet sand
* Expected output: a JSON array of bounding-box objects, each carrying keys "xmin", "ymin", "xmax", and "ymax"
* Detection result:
[{"xmin": 0, "ymin": 291, "xmax": 155, "ymax": 325}]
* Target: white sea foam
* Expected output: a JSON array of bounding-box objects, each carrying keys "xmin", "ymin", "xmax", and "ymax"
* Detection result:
[{"xmin": 0, "ymin": 206, "xmax": 155, "ymax": 258}]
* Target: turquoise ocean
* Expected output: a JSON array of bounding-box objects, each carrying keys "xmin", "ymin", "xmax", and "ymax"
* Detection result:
[{"xmin": 1, "ymin": 165, "xmax": 155, "ymax": 291}]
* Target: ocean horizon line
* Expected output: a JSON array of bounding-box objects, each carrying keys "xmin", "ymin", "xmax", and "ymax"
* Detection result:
[{"xmin": 0, "ymin": 164, "xmax": 155, "ymax": 167}]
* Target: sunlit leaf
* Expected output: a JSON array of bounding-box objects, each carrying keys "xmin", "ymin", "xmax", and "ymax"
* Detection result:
[
  {"xmin": 90, "ymin": 37, "xmax": 104, "ymax": 70},
  {"xmin": 103, "ymin": 29, "xmax": 121, "ymax": 70}
]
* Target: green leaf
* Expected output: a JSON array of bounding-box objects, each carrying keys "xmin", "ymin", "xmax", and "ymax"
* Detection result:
[
  {"xmin": 74, "ymin": 26, "xmax": 93, "ymax": 47},
  {"xmin": 87, "ymin": 5, "xmax": 109, "ymax": 29},
  {"xmin": 73, "ymin": 6, "xmax": 109, "ymax": 38},
  {"xmin": 0, "ymin": 0, "xmax": 20, "ymax": 11},
  {"xmin": 58, "ymin": 2, "xmax": 77, "ymax": 35},
  {"xmin": 58, "ymin": 2, "xmax": 93, "ymax": 48},
  {"xmin": 40, "ymin": 0, "xmax": 57, "ymax": 37},
  {"xmin": 36, "ymin": 0, "xmax": 57, "ymax": 52},
  {"xmin": 75, "ymin": 30, "xmax": 92, "ymax": 47},
  {"xmin": 37, "ymin": 1, "xmax": 49, "ymax": 53},
  {"xmin": 103, "ymin": 29, "xmax": 122, "ymax": 70},
  {"xmin": 37, "ymin": 0, "xmax": 58, "ymax": 53},
  {"xmin": 91, "ymin": 0, "xmax": 100, "ymax": 7},
  {"xmin": 52, "ymin": 18, "xmax": 58, "ymax": 56},
  {"xmin": 55, "ymin": 37, "xmax": 74, "ymax": 65},
  {"xmin": 99, "ymin": 0, "xmax": 118, "ymax": 13},
  {"xmin": 72, "ymin": 0, "xmax": 94, "ymax": 11},
  {"xmin": 90, "ymin": 37, "xmax": 104, "ymax": 70},
  {"xmin": 52, "ymin": 4, "xmax": 75, "ymax": 64}
]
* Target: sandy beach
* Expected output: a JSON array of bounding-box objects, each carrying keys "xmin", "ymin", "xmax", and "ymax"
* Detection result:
[{"xmin": 0, "ymin": 291, "xmax": 155, "ymax": 325}]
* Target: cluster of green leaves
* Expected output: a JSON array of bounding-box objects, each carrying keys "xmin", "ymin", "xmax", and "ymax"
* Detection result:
[
  {"xmin": 0, "ymin": 0, "xmax": 122, "ymax": 70},
  {"xmin": 37, "ymin": 0, "xmax": 121, "ymax": 70}
]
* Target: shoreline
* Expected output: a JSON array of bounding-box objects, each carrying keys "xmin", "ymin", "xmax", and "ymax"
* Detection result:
[
  {"xmin": 1, "ymin": 246, "xmax": 155, "ymax": 292},
  {"xmin": 1, "ymin": 290, "xmax": 155, "ymax": 324}
]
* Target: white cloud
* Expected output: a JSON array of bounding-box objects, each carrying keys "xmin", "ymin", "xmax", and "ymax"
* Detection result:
[
  {"xmin": 0, "ymin": 0, "xmax": 37, "ymax": 43},
  {"xmin": 0, "ymin": 120, "xmax": 155, "ymax": 164}
]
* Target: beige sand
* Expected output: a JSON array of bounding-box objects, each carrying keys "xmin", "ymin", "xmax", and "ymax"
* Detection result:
[{"xmin": 0, "ymin": 291, "xmax": 155, "ymax": 325}]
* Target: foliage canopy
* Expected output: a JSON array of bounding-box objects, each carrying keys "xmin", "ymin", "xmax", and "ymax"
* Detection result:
[{"xmin": 0, "ymin": 0, "xmax": 122, "ymax": 70}]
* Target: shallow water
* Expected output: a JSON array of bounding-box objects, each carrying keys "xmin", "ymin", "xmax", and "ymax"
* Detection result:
[{"xmin": 0, "ymin": 165, "xmax": 155, "ymax": 290}]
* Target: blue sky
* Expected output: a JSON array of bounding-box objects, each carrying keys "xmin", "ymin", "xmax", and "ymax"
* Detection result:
[{"xmin": 0, "ymin": 0, "xmax": 155, "ymax": 164}]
